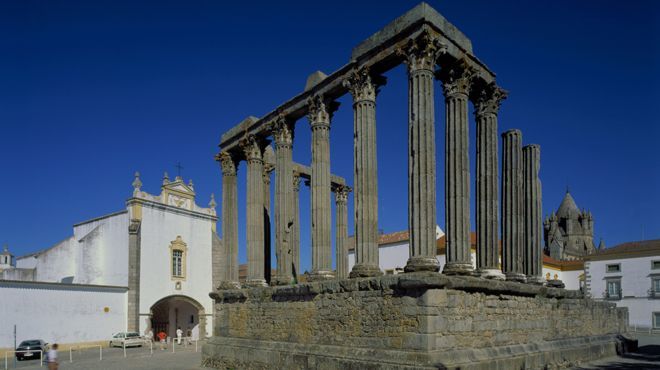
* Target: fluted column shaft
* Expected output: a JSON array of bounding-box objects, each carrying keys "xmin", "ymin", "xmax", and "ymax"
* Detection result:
[
  {"xmin": 335, "ymin": 186, "xmax": 350, "ymax": 279},
  {"xmin": 292, "ymin": 173, "xmax": 301, "ymax": 279},
  {"xmin": 501, "ymin": 129, "xmax": 525, "ymax": 282},
  {"xmin": 308, "ymin": 96, "xmax": 335, "ymax": 280},
  {"xmin": 243, "ymin": 137, "xmax": 267, "ymax": 287},
  {"xmin": 263, "ymin": 166, "xmax": 272, "ymax": 285},
  {"xmin": 474, "ymin": 85, "xmax": 507, "ymax": 279},
  {"xmin": 441, "ymin": 67, "xmax": 473, "ymax": 275},
  {"xmin": 219, "ymin": 152, "xmax": 240, "ymax": 289},
  {"xmin": 273, "ymin": 121, "xmax": 294, "ymax": 285},
  {"xmin": 523, "ymin": 144, "xmax": 544, "ymax": 284},
  {"xmin": 402, "ymin": 34, "xmax": 444, "ymax": 273},
  {"xmin": 345, "ymin": 69, "xmax": 383, "ymax": 277}
]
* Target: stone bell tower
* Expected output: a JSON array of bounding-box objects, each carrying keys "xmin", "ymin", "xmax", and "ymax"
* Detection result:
[
  {"xmin": 543, "ymin": 190, "xmax": 596, "ymax": 260},
  {"xmin": 0, "ymin": 244, "xmax": 14, "ymax": 271}
]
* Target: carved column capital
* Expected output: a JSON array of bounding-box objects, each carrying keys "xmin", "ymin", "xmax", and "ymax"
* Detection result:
[
  {"xmin": 292, "ymin": 172, "xmax": 301, "ymax": 192},
  {"xmin": 307, "ymin": 95, "xmax": 337, "ymax": 130},
  {"xmin": 343, "ymin": 67, "xmax": 386, "ymax": 103},
  {"xmin": 398, "ymin": 30, "xmax": 447, "ymax": 73},
  {"xmin": 474, "ymin": 82, "xmax": 508, "ymax": 117},
  {"xmin": 218, "ymin": 151, "xmax": 238, "ymax": 177},
  {"xmin": 240, "ymin": 135, "xmax": 264, "ymax": 164},
  {"xmin": 334, "ymin": 185, "xmax": 351, "ymax": 205},
  {"xmin": 271, "ymin": 115, "xmax": 294, "ymax": 149},
  {"xmin": 438, "ymin": 60, "xmax": 476, "ymax": 98}
]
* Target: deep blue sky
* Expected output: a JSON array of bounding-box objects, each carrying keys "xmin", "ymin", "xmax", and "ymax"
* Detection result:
[{"xmin": 1, "ymin": 0, "xmax": 658, "ymax": 271}]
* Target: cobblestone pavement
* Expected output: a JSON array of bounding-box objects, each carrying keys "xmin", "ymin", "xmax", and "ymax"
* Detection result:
[
  {"xmin": 575, "ymin": 333, "xmax": 660, "ymax": 369},
  {"xmin": 5, "ymin": 344, "xmax": 203, "ymax": 370}
]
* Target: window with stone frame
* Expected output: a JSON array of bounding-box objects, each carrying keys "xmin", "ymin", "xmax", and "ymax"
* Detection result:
[
  {"xmin": 169, "ymin": 236, "xmax": 188, "ymax": 280},
  {"xmin": 606, "ymin": 263, "xmax": 621, "ymax": 273},
  {"xmin": 652, "ymin": 260, "xmax": 660, "ymax": 270},
  {"xmin": 654, "ymin": 312, "xmax": 660, "ymax": 329},
  {"xmin": 606, "ymin": 279, "xmax": 621, "ymax": 299},
  {"xmin": 651, "ymin": 277, "xmax": 660, "ymax": 298}
]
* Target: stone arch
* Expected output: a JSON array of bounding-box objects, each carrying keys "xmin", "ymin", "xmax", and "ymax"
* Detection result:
[{"xmin": 149, "ymin": 294, "xmax": 207, "ymax": 339}]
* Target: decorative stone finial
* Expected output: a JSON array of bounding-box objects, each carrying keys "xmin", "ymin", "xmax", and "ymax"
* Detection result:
[
  {"xmin": 163, "ymin": 172, "xmax": 170, "ymax": 185},
  {"xmin": 2, "ymin": 244, "xmax": 8, "ymax": 253},
  {"xmin": 188, "ymin": 179, "xmax": 194, "ymax": 189},
  {"xmin": 209, "ymin": 193, "xmax": 217, "ymax": 208},
  {"xmin": 132, "ymin": 171, "xmax": 142, "ymax": 196}
]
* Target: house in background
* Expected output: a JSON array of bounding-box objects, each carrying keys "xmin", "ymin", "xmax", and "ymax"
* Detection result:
[{"xmin": 584, "ymin": 239, "xmax": 660, "ymax": 329}]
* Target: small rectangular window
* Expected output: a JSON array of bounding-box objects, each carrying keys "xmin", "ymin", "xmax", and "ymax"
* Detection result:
[
  {"xmin": 606, "ymin": 264, "xmax": 621, "ymax": 273},
  {"xmin": 653, "ymin": 261, "xmax": 660, "ymax": 270},
  {"xmin": 172, "ymin": 250, "xmax": 183, "ymax": 277},
  {"xmin": 654, "ymin": 312, "xmax": 660, "ymax": 329},
  {"xmin": 654, "ymin": 279, "xmax": 660, "ymax": 293}
]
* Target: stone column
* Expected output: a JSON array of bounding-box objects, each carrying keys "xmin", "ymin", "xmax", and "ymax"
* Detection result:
[
  {"xmin": 273, "ymin": 118, "xmax": 295, "ymax": 285},
  {"xmin": 501, "ymin": 129, "xmax": 526, "ymax": 282},
  {"xmin": 401, "ymin": 32, "xmax": 445, "ymax": 273},
  {"xmin": 218, "ymin": 152, "xmax": 240, "ymax": 289},
  {"xmin": 292, "ymin": 172, "xmax": 301, "ymax": 280},
  {"xmin": 242, "ymin": 135, "xmax": 268, "ymax": 287},
  {"xmin": 473, "ymin": 84, "xmax": 507, "ymax": 280},
  {"xmin": 307, "ymin": 95, "xmax": 335, "ymax": 280},
  {"xmin": 334, "ymin": 185, "xmax": 350, "ymax": 279},
  {"xmin": 439, "ymin": 62, "xmax": 474, "ymax": 275},
  {"xmin": 523, "ymin": 144, "xmax": 544, "ymax": 284},
  {"xmin": 127, "ymin": 219, "xmax": 141, "ymax": 332},
  {"xmin": 344, "ymin": 68, "xmax": 384, "ymax": 278},
  {"xmin": 263, "ymin": 164, "xmax": 273, "ymax": 285}
]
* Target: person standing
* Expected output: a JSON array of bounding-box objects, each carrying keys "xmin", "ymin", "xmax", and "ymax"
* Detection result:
[
  {"xmin": 46, "ymin": 343, "xmax": 58, "ymax": 370},
  {"xmin": 157, "ymin": 331, "xmax": 167, "ymax": 351},
  {"xmin": 176, "ymin": 327, "xmax": 183, "ymax": 345}
]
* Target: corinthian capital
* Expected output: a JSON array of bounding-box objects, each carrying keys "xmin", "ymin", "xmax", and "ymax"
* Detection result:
[
  {"xmin": 398, "ymin": 30, "xmax": 447, "ymax": 73},
  {"xmin": 240, "ymin": 135, "xmax": 264, "ymax": 163},
  {"xmin": 343, "ymin": 67, "xmax": 386, "ymax": 103},
  {"xmin": 474, "ymin": 82, "xmax": 508, "ymax": 116},
  {"xmin": 218, "ymin": 151, "xmax": 238, "ymax": 177},
  {"xmin": 271, "ymin": 114, "xmax": 294, "ymax": 149},
  {"xmin": 438, "ymin": 60, "xmax": 476, "ymax": 98},
  {"xmin": 334, "ymin": 185, "xmax": 351, "ymax": 204},
  {"xmin": 307, "ymin": 95, "xmax": 338, "ymax": 129},
  {"xmin": 292, "ymin": 172, "xmax": 301, "ymax": 192}
]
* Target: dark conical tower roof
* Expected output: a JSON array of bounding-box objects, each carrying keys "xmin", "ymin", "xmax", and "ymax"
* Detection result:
[{"xmin": 557, "ymin": 190, "xmax": 580, "ymax": 218}]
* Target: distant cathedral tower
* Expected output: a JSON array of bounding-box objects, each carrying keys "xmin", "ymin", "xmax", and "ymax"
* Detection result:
[{"xmin": 543, "ymin": 190, "xmax": 596, "ymax": 260}]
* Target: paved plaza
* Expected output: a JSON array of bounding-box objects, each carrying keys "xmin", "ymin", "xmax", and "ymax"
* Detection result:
[{"xmin": 5, "ymin": 344, "xmax": 202, "ymax": 370}]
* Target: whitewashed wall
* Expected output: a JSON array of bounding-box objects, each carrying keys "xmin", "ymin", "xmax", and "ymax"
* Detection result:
[
  {"xmin": 135, "ymin": 205, "xmax": 214, "ymax": 337},
  {"xmin": 587, "ymin": 255, "xmax": 660, "ymax": 327},
  {"xmin": 16, "ymin": 237, "xmax": 77, "ymax": 283},
  {"xmin": 73, "ymin": 212, "xmax": 129, "ymax": 286},
  {"xmin": 0, "ymin": 281, "xmax": 127, "ymax": 348}
]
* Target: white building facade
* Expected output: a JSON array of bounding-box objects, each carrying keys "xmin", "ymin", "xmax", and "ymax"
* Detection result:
[
  {"xmin": 348, "ymin": 228, "xmax": 583, "ymax": 290},
  {"xmin": 0, "ymin": 173, "xmax": 221, "ymax": 348},
  {"xmin": 584, "ymin": 240, "xmax": 660, "ymax": 329}
]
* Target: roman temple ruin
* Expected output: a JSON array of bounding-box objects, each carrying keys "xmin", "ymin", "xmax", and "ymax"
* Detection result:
[{"xmin": 203, "ymin": 3, "xmax": 630, "ymax": 369}]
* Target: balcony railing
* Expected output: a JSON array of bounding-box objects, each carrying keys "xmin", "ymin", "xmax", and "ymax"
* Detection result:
[
  {"xmin": 648, "ymin": 289, "xmax": 660, "ymax": 299},
  {"xmin": 603, "ymin": 290, "xmax": 622, "ymax": 300}
]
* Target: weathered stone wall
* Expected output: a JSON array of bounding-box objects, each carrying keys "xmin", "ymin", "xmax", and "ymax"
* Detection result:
[{"xmin": 203, "ymin": 273, "xmax": 629, "ymax": 369}]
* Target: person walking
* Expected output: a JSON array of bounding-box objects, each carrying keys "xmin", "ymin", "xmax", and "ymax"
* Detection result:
[
  {"xmin": 176, "ymin": 327, "xmax": 183, "ymax": 345},
  {"xmin": 46, "ymin": 343, "xmax": 58, "ymax": 370},
  {"xmin": 157, "ymin": 331, "xmax": 167, "ymax": 351}
]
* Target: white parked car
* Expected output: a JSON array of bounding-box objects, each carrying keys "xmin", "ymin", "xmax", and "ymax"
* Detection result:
[{"xmin": 109, "ymin": 332, "xmax": 144, "ymax": 348}]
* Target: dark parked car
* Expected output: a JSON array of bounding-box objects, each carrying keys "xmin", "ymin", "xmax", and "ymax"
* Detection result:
[{"xmin": 15, "ymin": 339, "xmax": 48, "ymax": 361}]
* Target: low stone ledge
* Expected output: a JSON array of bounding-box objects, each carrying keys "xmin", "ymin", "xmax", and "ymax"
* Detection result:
[{"xmin": 209, "ymin": 272, "xmax": 582, "ymax": 303}]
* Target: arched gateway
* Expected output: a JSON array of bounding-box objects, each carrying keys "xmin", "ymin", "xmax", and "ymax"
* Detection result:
[{"xmin": 149, "ymin": 295, "xmax": 206, "ymax": 339}]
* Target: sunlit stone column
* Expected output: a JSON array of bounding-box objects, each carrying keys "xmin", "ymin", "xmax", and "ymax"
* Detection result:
[
  {"xmin": 292, "ymin": 172, "xmax": 301, "ymax": 279},
  {"xmin": 439, "ymin": 62, "xmax": 474, "ymax": 275},
  {"xmin": 242, "ymin": 135, "xmax": 268, "ymax": 287},
  {"xmin": 308, "ymin": 95, "xmax": 335, "ymax": 280},
  {"xmin": 523, "ymin": 144, "xmax": 544, "ymax": 284},
  {"xmin": 474, "ymin": 83, "xmax": 507, "ymax": 280},
  {"xmin": 273, "ymin": 118, "xmax": 295, "ymax": 285},
  {"xmin": 344, "ymin": 68, "xmax": 384, "ymax": 278},
  {"xmin": 335, "ymin": 185, "xmax": 351, "ymax": 279},
  {"xmin": 501, "ymin": 129, "xmax": 526, "ymax": 282},
  {"xmin": 218, "ymin": 151, "xmax": 241, "ymax": 289},
  {"xmin": 401, "ymin": 32, "xmax": 445, "ymax": 273}
]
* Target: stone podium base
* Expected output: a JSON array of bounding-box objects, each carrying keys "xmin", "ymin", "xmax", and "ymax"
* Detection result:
[{"xmin": 202, "ymin": 273, "xmax": 630, "ymax": 370}]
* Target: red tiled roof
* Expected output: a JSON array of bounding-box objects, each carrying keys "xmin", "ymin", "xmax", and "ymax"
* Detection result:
[{"xmin": 584, "ymin": 239, "xmax": 660, "ymax": 261}]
